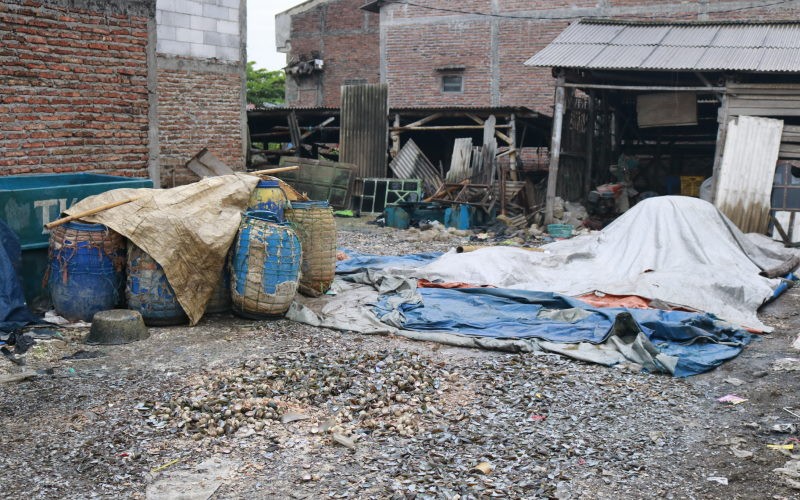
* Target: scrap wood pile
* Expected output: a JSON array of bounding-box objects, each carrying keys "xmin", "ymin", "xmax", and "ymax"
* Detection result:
[{"xmin": 389, "ymin": 135, "xmax": 536, "ymax": 222}]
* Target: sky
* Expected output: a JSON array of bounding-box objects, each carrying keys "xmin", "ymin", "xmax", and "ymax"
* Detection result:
[{"xmin": 247, "ymin": 0, "xmax": 306, "ymax": 71}]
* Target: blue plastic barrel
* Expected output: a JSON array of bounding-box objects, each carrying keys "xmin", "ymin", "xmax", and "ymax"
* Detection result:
[
  {"xmin": 126, "ymin": 243, "xmax": 187, "ymax": 326},
  {"xmin": 47, "ymin": 221, "xmax": 126, "ymax": 322},
  {"xmin": 247, "ymin": 180, "xmax": 289, "ymax": 221},
  {"xmin": 230, "ymin": 210, "xmax": 301, "ymax": 318}
]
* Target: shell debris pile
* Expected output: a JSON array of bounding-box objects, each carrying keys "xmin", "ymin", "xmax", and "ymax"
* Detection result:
[{"xmin": 140, "ymin": 350, "xmax": 458, "ymax": 440}]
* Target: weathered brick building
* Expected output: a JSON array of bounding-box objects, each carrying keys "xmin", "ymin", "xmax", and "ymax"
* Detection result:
[
  {"xmin": 277, "ymin": 0, "xmax": 800, "ymax": 113},
  {"xmin": 0, "ymin": 0, "xmax": 247, "ymax": 187}
]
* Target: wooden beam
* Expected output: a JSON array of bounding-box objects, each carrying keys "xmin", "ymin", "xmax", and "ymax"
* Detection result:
[
  {"xmin": 509, "ymin": 113, "xmax": 518, "ymax": 181},
  {"xmin": 288, "ymin": 111, "xmax": 302, "ymax": 150},
  {"xmin": 584, "ymin": 91, "xmax": 595, "ymax": 196},
  {"xmin": 545, "ymin": 75, "xmax": 566, "ymax": 225},
  {"xmin": 710, "ymin": 93, "xmax": 729, "ymax": 204},
  {"xmin": 390, "ymin": 125, "xmax": 511, "ymax": 132},
  {"xmin": 300, "ymin": 116, "xmax": 335, "ymax": 140},
  {"xmin": 391, "ymin": 113, "xmax": 401, "ymax": 158},
  {"xmin": 403, "ymin": 112, "xmax": 444, "ymax": 129},
  {"xmin": 465, "ymin": 113, "xmax": 513, "ymax": 145},
  {"xmin": 562, "ymin": 83, "xmax": 725, "ymax": 92}
]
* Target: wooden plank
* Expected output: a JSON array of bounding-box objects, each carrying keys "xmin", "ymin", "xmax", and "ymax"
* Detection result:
[
  {"xmin": 779, "ymin": 144, "xmax": 800, "ymax": 154},
  {"xmin": 288, "ymin": 111, "xmax": 302, "ymax": 150},
  {"xmin": 729, "ymin": 107, "xmax": 800, "ymax": 117},
  {"xmin": 545, "ymin": 76, "xmax": 566, "ymax": 225},
  {"xmin": 404, "ymin": 112, "xmax": 443, "ymax": 129},
  {"xmin": 563, "ymin": 82, "xmax": 724, "ymax": 92}
]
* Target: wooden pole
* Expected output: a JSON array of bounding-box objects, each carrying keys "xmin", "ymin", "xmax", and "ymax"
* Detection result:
[
  {"xmin": 391, "ymin": 113, "xmax": 401, "ymax": 158},
  {"xmin": 584, "ymin": 91, "xmax": 596, "ymax": 197},
  {"xmin": 44, "ymin": 196, "xmax": 141, "ymax": 230},
  {"xmin": 711, "ymin": 92, "xmax": 729, "ymax": 204},
  {"xmin": 508, "ymin": 113, "xmax": 518, "ymax": 181},
  {"xmin": 249, "ymin": 165, "xmax": 300, "ymax": 176},
  {"xmin": 545, "ymin": 74, "xmax": 566, "ymax": 225}
]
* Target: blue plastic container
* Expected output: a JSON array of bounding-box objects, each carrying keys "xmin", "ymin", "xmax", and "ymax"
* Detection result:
[
  {"xmin": 247, "ymin": 180, "xmax": 289, "ymax": 221},
  {"xmin": 385, "ymin": 205, "xmax": 410, "ymax": 229},
  {"xmin": 47, "ymin": 221, "xmax": 126, "ymax": 322},
  {"xmin": 230, "ymin": 210, "xmax": 301, "ymax": 318},
  {"xmin": 126, "ymin": 243, "xmax": 187, "ymax": 326}
]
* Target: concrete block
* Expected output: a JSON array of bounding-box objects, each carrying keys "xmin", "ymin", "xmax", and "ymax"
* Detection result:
[
  {"xmin": 216, "ymin": 19, "xmax": 238, "ymax": 35},
  {"xmin": 190, "ymin": 42, "xmax": 217, "ymax": 59},
  {"xmin": 175, "ymin": 27, "xmax": 204, "ymax": 44},
  {"xmin": 190, "ymin": 15, "xmax": 216, "ymax": 31},
  {"xmin": 157, "ymin": 24, "xmax": 177, "ymax": 41},
  {"xmin": 215, "ymin": 45, "xmax": 239, "ymax": 62},
  {"xmin": 218, "ymin": 0, "xmax": 239, "ymax": 8},
  {"xmin": 160, "ymin": 11, "xmax": 192, "ymax": 28},
  {"xmin": 204, "ymin": 31, "xmax": 238, "ymax": 48},
  {"xmin": 174, "ymin": 0, "xmax": 203, "ymax": 16},
  {"xmin": 158, "ymin": 39, "xmax": 192, "ymax": 57},
  {"xmin": 156, "ymin": 9, "xmax": 162, "ymax": 23},
  {"xmin": 202, "ymin": 3, "xmax": 228, "ymax": 20},
  {"xmin": 226, "ymin": 6, "xmax": 239, "ymax": 21},
  {"xmin": 156, "ymin": 0, "xmax": 177, "ymax": 11}
]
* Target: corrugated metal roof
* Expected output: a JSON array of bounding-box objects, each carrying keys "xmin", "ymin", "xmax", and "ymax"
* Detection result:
[{"xmin": 525, "ymin": 20, "xmax": 800, "ymax": 73}]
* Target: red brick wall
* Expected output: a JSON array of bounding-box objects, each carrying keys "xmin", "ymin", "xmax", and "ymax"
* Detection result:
[
  {"xmin": 286, "ymin": 0, "xmax": 380, "ymax": 107},
  {"xmin": 0, "ymin": 0, "xmax": 151, "ymax": 177},
  {"xmin": 156, "ymin": 66, "xmax": 245, "ymax": 187},
  {"xmin": 382, "ymin": 0, "xmax": 800, "ymax": 113}
]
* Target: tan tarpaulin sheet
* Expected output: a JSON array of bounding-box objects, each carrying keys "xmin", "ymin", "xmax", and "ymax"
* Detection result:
[{"xmin": 65, "ymin": 173, "xmax": 260, "ymax": 325}]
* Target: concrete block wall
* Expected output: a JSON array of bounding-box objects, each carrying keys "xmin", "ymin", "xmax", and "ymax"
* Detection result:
[
  {"xmin": 0, "ymin": 0, "xmax": 155, "ymax": 178},
  {"xmin": 155, "ymin": 0, "xmax": 247, "ymax": 187},
  {"xmin": 156, "ymin": 0, "xmax": 241, "ymax": 61}
]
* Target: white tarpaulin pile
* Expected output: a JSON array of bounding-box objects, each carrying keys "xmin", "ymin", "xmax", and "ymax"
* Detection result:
[
  {"xmin": 64, "ymin": 173, "xmax": 259, "ymax": 325},
  {"xmin": 416, "ymin": 196, "xmax": 799, "ymax": 332}
]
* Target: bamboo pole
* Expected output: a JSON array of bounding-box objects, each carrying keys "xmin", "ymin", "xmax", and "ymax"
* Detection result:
[
  {"xmin": 249, "ymin": 165, "xmax": 300, "ymax": 176},
  {"xmin": 44, "ymin": 196, "xmax": 141, "ymax": 230}
]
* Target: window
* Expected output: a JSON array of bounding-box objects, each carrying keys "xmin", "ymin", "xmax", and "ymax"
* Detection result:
[{"xmin": 442, "ymin": 75, "xmax": 463, "ymax": 93}]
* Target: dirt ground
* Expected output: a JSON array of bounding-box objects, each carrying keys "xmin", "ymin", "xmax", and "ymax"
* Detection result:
[{"xmin": 2, "ymin": 220, "xmax": 800, "ymax": 499}]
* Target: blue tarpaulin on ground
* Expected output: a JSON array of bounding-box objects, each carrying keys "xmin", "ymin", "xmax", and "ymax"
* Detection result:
[
  {"xmin": 336, "ymin": 249, "xmax": 442, "ymax": 274},
  {"xmin": 375, "ymin": 287, "xmax": 752, "ymax": 377}
]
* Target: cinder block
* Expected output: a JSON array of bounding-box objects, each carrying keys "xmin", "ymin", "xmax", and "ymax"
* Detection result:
[
  {"xmin": 190, "ymin": 42, "xmax": 216, "ymax": 59},
  {"xmin": 204, "ymin": 31, "xmax": 238, "ymax": 48},
  {"xmin": 158, "ymin": 38, "xmax": 192, "ymax": 56},
  {"xmin": 202, "ymin": 3, "xmax": 228, "ymax": 20},
  {"xmin": 216, "ymin": 19, "xmax": 238, "ymax": 35},
  {"xmin": 160, "ymin": 11, "xmax": 192, "ymax": 28},
  {"xmin": 175, "ymin": 27, "xmax": 204, "ymax": 43},
  {"xmin": 219, "ymin": 0, "xmax": 240, "ymax": 9},
  {"xmin": 157, "ymin": 24, "xmax": 177, "ymax": 41},
  {"xmin": 173, "ymin": 0, "xmax": 203, "ymax": 16},
  {"xmin": 190, "ymin": 15, "xmax": 216, "ymax": 31}
]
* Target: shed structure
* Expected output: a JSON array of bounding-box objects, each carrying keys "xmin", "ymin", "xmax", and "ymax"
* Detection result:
[{"xmin": 526, "ymin": 19, "xmax": 800, "ymax": 237}]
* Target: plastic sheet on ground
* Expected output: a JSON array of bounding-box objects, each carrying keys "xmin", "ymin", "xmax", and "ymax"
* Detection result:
[
  {"xmin": 415, "ymin": 196, "xmax": 800, "ymax": 332},
  {"xmin": 374, "ymin": 287, "xmax": 750, "ymax": 377},
  {"xmin": 65, "ymin": 174, "xmax": 259, "ymax": 325},
  {"xmin": 336, "ymin": 250, "xmax": 442, "ymax": 274}
]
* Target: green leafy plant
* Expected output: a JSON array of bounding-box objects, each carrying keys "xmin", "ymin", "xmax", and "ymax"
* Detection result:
[{"xmin": 246, "ymin": 61, "xmax": 285, "ymax": 106}]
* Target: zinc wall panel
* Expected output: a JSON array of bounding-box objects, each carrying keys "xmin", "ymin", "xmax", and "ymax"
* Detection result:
[{"xmin": 340, "ymin": 84, "xmax": 389, "ymax": 179}]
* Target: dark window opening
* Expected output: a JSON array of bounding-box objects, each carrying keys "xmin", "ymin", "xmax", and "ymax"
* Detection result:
[{"xmin": 442, "ymin": 75, "xmax": 463, "ymax": 93}]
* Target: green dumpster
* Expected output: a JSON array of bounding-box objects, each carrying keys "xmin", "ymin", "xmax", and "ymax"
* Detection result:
[{"xmin": 0, "ymin": 173, "xmax": 153, "ymax": 308}]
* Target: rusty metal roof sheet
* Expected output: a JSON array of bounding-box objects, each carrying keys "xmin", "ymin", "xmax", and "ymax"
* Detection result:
[{"xmin": 525, "ymin": 20, "xmax": 800, "ymax": 73}]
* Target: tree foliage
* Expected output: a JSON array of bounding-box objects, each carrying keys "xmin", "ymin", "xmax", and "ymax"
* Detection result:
[{"xmin": 246, "ymin": 61, "xmax": 285, "ymax": 106}]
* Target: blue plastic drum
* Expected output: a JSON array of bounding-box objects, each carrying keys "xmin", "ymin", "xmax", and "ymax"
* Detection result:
[
  {"xmin": 47, "ymin": 221, "xmax": 126, "ymax": 322},
  {"xmin": 230, "ymin": 210, "xmax": 301, "ymax": 318}
]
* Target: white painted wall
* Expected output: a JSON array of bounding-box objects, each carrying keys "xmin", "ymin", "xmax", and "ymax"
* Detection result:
[{"xmin": 156, "ymin": 0, "xmax": 242, "ymax": 61}]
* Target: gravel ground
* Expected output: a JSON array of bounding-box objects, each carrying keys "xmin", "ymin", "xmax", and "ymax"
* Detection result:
[{"xmin": 2, "ymin": 218, "xmax": 800, "ymax": 499}]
